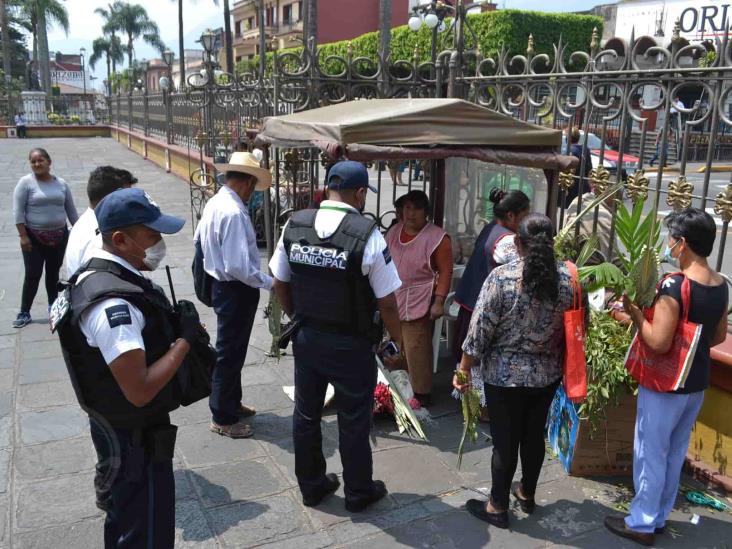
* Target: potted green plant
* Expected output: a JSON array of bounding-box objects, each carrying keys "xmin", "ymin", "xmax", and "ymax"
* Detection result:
[{"xmin": 550, "ymin": 188, "xmax": 662, "ymax": 476}]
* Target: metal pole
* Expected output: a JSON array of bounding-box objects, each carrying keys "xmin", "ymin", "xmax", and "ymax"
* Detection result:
[
  {"xmin": 81, "ymin": 53, "xmax": 87, "ymax": 121},
  {"xmin": 258, "ymin": 0, "xmax": 266, "ymax": 78}
]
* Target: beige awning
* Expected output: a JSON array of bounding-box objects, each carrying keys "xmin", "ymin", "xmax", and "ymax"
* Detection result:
[{"xmin": 257, "ymin": 98, "xmax": 563, "ymax": 148}]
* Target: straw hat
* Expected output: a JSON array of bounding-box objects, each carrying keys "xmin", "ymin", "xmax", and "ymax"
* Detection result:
[{"xmin": 214, "ymin": 151, "xmax": 272, "ymax": 190}]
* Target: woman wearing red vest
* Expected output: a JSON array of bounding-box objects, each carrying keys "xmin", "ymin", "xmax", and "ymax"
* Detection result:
[{"xmin": 385, "ymin": 191, "xmax": 453, "ymax": 406}]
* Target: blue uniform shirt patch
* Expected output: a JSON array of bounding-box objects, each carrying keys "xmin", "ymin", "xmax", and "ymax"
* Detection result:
[
  {"xmin": 383, "ymin": 247, "xmax": 392, "ymax": 265},
  {"xmin": 105, "ymin": 304, "xmax": 132, "ymax": 328}
]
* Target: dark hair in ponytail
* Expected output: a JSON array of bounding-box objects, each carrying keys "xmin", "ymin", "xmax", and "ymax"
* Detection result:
[
  {"xmin": 517, "ymin": 213, "xmax": 558, "ymax": 302},
  {"xmin": 488, "ymin": 188, "xmax": 530, "ymax": 221}
]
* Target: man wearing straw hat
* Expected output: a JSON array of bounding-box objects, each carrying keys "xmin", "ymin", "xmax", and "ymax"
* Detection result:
[{"xmin": 195, "ymin": 151, "xmax": 273, "ymax": 439}]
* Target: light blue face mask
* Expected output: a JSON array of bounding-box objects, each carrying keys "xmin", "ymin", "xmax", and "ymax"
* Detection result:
[{"xmin": 662, "ymin": 239, "xmax": 681, "ymax": 267}]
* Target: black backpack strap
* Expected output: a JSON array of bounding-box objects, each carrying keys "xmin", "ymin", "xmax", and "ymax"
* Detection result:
[{"xmin": 339, "ymin": 212, "xmax": 377, "ymax": 244}]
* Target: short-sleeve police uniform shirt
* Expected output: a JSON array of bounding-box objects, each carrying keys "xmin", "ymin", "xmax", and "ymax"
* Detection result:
[
  {"xmin": 78, "ymin": 250, "xmax": 147, "ymax": 365},
  {"xmin": 269, "ymin": 200, "xmax": 401, "ymax": 299}
]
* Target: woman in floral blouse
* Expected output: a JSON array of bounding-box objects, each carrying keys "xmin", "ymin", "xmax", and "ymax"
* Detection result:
[{"xmin": 453, "ymin": 213, "xmax": 577, "ymax": 529}]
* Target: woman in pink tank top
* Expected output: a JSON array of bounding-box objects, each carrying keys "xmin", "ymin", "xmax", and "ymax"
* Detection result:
[{"xmin": 385, "ymin": 191, "xmax": 453, "ymax": 406}]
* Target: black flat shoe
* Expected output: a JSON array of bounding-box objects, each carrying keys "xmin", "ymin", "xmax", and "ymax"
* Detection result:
[
  {"xmin": 302, "ymin": 473, "xmax": 340, "ymax": 507},
  {"xmin": 465, "ymin": 499, "xmax": 509, "ymax": 529},
  {"xmin": 511, "ymin": 484, "xmax": 536, "ymax": 514},
  {"xmin": 345, "ymin": 480, "xmax": 387, "ymax": 513}
]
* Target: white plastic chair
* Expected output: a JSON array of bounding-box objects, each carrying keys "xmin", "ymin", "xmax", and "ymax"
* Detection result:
[{"xmin": 433, "ymin": 291, "xmax": 458, "ymax": 373}]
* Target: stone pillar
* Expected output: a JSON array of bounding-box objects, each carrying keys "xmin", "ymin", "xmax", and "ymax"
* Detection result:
[{"xmin": 21, "ymin": 91, "xmax": 48, "ymax": 125}]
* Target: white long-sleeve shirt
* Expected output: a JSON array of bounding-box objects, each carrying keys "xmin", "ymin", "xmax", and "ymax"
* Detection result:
[{"xmin": 194, "ymin": 185, "xmax": 272, "ymax": 290}]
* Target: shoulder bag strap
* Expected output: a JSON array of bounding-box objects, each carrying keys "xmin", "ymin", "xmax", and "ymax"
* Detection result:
[{"xmin": 564, "ymin": 260, "xmax": 581, "ymax": 310}]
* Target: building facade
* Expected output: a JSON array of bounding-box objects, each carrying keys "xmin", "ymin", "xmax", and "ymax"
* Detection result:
[{"xmin": 230, "ymin": 0, "xmax": 410, "ymax": 64}]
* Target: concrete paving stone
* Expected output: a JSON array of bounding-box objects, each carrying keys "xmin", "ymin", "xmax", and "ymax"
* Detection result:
[
  {"xmin": 328, "ymin": 500, "xmax": 435, "ymax": 546},
  {"xmin": 248, "ymin": 408, "xmax": 294, "ymax": 440},
  {"xmin": 17, "ymin": 380, "xmax": 77, "ymax": 410},
  {"xmin": 0, "ymin": 450, "xmax": 8, "ymax": 493},
  {"xmin": 0, "ymin": 418, "xmax": 10, "ymax": 449},
  {"xmin": 13, "ymin": 517, "xmax": 105, "ymax": 549},
  {"xmin": 258, "ymin": 531, "xmax": 334, "ymax": 549},
  {"xmin": 18, "ymin": 324, "xmax": 56, "ymax": 343},
  {"xmin": 171, "ymin": 398, "xmax": 213, "ymax": 426},
  {"xmin": 14, "ymin": 436, "xmax": 96, "ymax": 481},
  {"xmin": 18, "ymin": 405, "xmax": 87, "ymax": 445},
  {"xmin": 434, "ymin": 438, "xmax": 494, "ymax": 486},
  {"xmin": 19, "ymin": 339, "xmax": 65, "ymax": 360},
  {"xmin": 0, "ymin": 494, "xmax": 7, "ymax": 546},
  {"xmin": 371, "ymin": 445, "xmax": 463, "ymax": 506},
  {"xmin": 0, "ymin": 374, "xmax": 13, "ymax": 394},
  {"xmin": 18, "ymin": 356, "xmax": 68, "ymax": 385},
  {"xmin": 177, "ymin": 421, "xmax": 267, "ymax": 468},
  {"xmin": 174, "ymin": 498, "xmax": 219, "ymax": 547},
  {"xmin": 207, "ymin": 493, "xmax": 311, "ymax": 547},
  {"xmin": 241, "ymin": 364, "xmax": 281, "ymax": 387},
  {"xmin": 175, "ymin": 469, "xmax": 197, "ymax": 501},
  {"xmin": 259, "ymin": 428, "xmax": 341, "ymax": 488},
  {"xmin": 0, "ymin": 394, "xmax": 11, "ymax": 419},
  {"xmin": 15, "ymin": 472, "xmax": 101, "ymax": 530},
  {"xmin": 0, "ymin": 336, "xmax": 15, "ymax": 350},
  {"xmin": 302, "ymin": 481, "xmax": 398, "ymax": 529},
  {"xmin": 240, "ymin": 383, "xmax": 294, "ymax": 413},
  {"xmin": 190, "ymin": 458, "xmax": 290, "ymax": 508}
]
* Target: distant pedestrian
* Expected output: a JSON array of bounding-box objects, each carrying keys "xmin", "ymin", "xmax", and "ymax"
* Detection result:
[
  {"xmin": 63, "ymin": 166, "xmax": 137, "ymax": 278},
  {"xmin": 195, "ymin": 152, "xmax": 273, "ymax": 438},
  {"xmin": 14, "ymin": 112, "xmax": 27, "ymax": 138},
  {"xmin": 605, "ymin": 208, "xmax": 728, "ymax": 547},
  {"xmin": 455, "ymin": 213, "xmax": 580, "ymax": 530},
  {"xmin": 649, "ymin": 130, "xmax": 672, "ymax": 167},
  {"xmin": 12, "ymin": 148, "xmax": 79, "ymax": 328},
  {"xmin": 565, "ymin": 128, "xmax": 592, "ymax": 206}
]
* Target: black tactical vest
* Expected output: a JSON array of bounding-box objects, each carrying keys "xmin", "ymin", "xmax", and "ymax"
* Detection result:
[
  {"xmin": 283, "ymin": 209, "xmax": 377, "ymax": 336},
  {"xmin": 56, "ymin": 258, "xmax": 181, "ymax": 428}
]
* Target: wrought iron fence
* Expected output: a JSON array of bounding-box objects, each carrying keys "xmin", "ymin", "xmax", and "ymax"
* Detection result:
[{"xmin": 106, "ymin": 26, "xmax": 732, "ymax": 274}]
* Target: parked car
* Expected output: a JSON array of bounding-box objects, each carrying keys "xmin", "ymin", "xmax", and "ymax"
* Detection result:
[{"xmin": 561, "ymin": 131, "xmax": 640, "ymax": 177}]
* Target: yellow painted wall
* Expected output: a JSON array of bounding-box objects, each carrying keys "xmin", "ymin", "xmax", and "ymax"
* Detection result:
[
  {"xmin": 690, "ymin": 386, "xmax": 732, "ymax": 477},
  {"xmin": 147, "ymin": 143, "xmax": 166, "ymax": 168},
  {"xmin": 130, "ymin": 136, "xmax": 144, "ymax": 156}
]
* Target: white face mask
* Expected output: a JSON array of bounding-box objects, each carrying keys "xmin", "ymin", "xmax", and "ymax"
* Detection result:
[{"xmin": 141, "ymin": 238, "xmax": 167, "ymax": 271}]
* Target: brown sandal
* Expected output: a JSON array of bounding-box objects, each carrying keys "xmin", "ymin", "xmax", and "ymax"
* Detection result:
[
  {"xmin": 238, "ymin": 403, "xmax": 257, "ymax": 418},
  {"xmin": 210, "ymin": 421, "xmax": 254, "ymax": 439}
]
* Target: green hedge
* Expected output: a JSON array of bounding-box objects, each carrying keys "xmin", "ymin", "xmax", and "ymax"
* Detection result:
[{"xmin": 236, "ymin": 9, "xmax": 603, "ymax": 76}]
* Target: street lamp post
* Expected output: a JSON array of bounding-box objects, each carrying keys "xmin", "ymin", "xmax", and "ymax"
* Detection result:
[
  {"xmin": 408, "ymin": 1, "xmax": 450, "ymax": 66},
  {"xmin": 139, "ymin": 59, "xmax": 150, "ymax": 136},
  {"xmin": 80, "ymin": 47, "xmax": 87, "ymax": 122},
  {"xmin": 162, "ymin": 49, "xmax": 175, "ymax": 144},
  {"xmin": 199, "ymin": 30, "xmax": 219, "ymax": 159}
]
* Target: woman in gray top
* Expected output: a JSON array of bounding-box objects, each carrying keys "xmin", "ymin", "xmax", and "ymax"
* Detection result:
[
  {"xmin": 12, "ymin": 148, "xmax": 78, "ymax": 328},
  {"xmin": 453, "ymin": 213, "xmax": 577, "ymax": 530}
]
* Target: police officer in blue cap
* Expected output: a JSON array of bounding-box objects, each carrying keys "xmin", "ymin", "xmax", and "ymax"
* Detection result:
[
  {"xmin": 270, "ymin": 160, "xmax": 403, "ymax": 512},
  {"xmin": 52, "ymin": 188, "xmax": 201, "ymax": 548}
]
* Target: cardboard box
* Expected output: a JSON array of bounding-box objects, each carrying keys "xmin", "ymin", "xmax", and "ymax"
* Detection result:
[{"xmin": 547, "ymin": 386, "xmax": 636, "ymax": 477}]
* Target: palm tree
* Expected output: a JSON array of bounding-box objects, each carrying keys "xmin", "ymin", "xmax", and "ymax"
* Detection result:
[
  {"xmin": 113, "ymin": 2, "xmax": 161, "ymax": 68},
  {"xmin": 27, "ymin": 0, "xmax": 69, "ymax": 94},
  {"xmin": 95, "ymin": 2, "xmax": 123, "ymax": 73},
  {"xmin": 89, "ymin": 35, "xmax": 124, "ymax": 95},
  {"xmin": 1, "ymin": 0, "xmax": 12, "ymax": 82},
  {"xmin": 172, "ymin": 0, "xmax": 221, "ymax": 91},
  {"xmin": 378, "ymin": 0, "xmax": 391, "ymax": 61}
]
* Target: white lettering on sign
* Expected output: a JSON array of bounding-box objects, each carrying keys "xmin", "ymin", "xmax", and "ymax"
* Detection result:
[{"xmin": 289, "ymin": 243, "xmax": 349, "ymax": 270}]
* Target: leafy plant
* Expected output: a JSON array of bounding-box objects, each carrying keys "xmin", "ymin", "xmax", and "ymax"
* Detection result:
[
  {"xmin": 578, "ymin": 310, "xmax": 637, "ymax": 435},
  {"xmin": 453, "ymin": 370, "xmax": 481, "ymax": 469},
  {"xmin": 577, "ymin": 201, "xmax": 661, "ymax": 307}
]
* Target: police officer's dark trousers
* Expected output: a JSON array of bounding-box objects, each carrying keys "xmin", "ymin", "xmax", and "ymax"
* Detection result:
[
  {"xmin": 292, "ymin": 326, "xmax": 377, "ymax": 503},
  {"xmin": 89, "ymin": 414, "xmax": 175, "ymax": 548},
  {"xmin": 210, "ymin": 279, "xmax": 260, "ymax": 425}
]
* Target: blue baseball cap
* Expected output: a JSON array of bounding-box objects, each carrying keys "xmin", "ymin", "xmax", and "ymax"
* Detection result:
[
  {"xmin": 327, "ymin": 160, "xmax": 377, "ymax": 192},
  {"xmin": 95, "ymin": 188, "xmax": 185, "ymax": 234}
]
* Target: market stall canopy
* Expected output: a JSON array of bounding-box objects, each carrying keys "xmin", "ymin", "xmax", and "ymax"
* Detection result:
[{"xmin": 256, "ymin": 98, "xmax": 576, "ymax": 171}]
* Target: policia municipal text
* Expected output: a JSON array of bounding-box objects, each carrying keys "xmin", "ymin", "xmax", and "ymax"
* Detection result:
[
  {"xmin": 53, "ymin": 188, "xmax": 208, "ymax": 548},
  {"xmin": 270, "ymin": 160, "xmax": 404, "ymax": 511}
]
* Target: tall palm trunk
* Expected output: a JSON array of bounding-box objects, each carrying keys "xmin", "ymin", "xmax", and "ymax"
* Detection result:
[
  {"xmin": 127, "ymin": 34, "xmax": 133, "ymax": 69},
  {"xmin": 178, "ymin": 0, "xmax": 185, "ymax": 86},
  {"xmin": 111, "ymin": 32, "xmax": 118, "ymax": 73},
  {"xmin": 1, "ymin": 0, "xmax": 12, "ymax": 81},
  {"xmin": 37, "ymin": 8, "xmax": 51, "ymax": 93},
  {"xmin": 223, "ymin": 0, "xmax": 233, "ymax": 74},
  {"xmin": 106, "ymin": 54, "xmax": 111, "ymax": 94},
  {"xmin": 306, "ymin": 0, "xmax": 317, "ymax": 47}
]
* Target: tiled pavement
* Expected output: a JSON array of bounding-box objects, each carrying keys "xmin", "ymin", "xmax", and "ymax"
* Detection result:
[{"xmin": 0, "ymin": 137, "xmax": 730, "ymax": 548}]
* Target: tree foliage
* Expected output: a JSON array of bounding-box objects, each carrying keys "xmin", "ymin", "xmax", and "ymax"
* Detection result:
[{"xmin": 237, "ymin": 9, "xmax": 602, "ymax": 76}]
